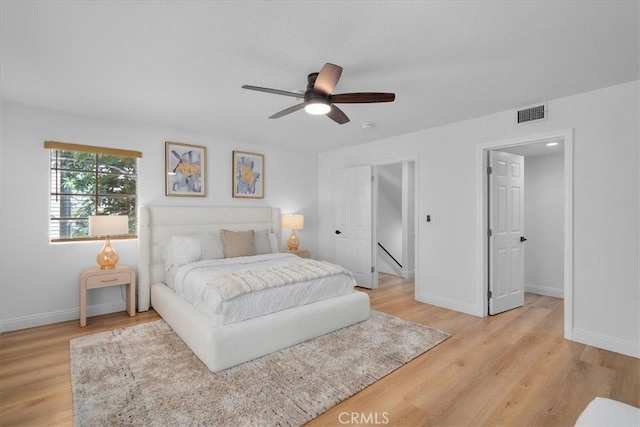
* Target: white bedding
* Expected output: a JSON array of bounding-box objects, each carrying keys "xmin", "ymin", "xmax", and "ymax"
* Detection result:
[{"xmin": 165, "ymin": 253, "xmax": 357, "ymax": 326}]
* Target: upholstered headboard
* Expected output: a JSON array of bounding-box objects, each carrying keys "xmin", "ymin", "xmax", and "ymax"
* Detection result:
[{"xmin": 137, "ymin": 205, "xmax": 281, "ymax": 312}]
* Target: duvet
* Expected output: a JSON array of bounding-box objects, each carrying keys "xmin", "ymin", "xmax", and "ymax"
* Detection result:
[{"xmin": 164, "ymin": 253, "xmax": 356, "ymax": 326}]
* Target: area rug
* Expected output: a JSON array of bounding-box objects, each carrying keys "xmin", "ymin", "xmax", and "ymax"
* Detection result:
[{"xmin": 70, "ymin": 311, "xmax": 449, "ymax": 426}]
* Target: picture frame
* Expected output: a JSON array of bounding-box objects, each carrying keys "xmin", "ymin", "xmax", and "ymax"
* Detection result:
[
  {"xmin": 232, "ymin": 150, "xmax": 264, "ymax": 199},
  {"xmin": 165, "ymin": 141, "xmax": 207, "ymax": 197}
]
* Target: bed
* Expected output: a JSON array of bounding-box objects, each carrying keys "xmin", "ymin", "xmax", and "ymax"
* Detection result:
[{"xmin": 137, "ymin": 205, "xmax": 370, "ymax": 372}]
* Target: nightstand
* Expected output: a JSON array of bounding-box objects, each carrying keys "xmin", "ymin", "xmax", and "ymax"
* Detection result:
[
  {"xmin": 282, "ymin": 249, "xmax": 311, "ymax": 259},
  {"xmin": 79, "ymin": 264, "xmax": 136, "ymax": 327}
]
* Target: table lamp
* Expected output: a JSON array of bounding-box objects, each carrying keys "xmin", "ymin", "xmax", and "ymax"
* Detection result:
[
  {"xmin": 89, "ymin": 215, "xmax": 128, "ymax": 269},
  {"xmin": 281, "ymin": 214, "xmax": 304, "ymax": 251}
]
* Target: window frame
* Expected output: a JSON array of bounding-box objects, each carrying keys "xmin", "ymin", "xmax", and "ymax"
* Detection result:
[{"xmin": 45, "ymin": 141, "xmax": 142, "ymax": 243}]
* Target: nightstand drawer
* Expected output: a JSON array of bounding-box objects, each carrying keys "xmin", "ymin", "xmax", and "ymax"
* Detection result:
[{"xmin": 85, "ymin": 271, "xmax": 131, "ymax": 288}]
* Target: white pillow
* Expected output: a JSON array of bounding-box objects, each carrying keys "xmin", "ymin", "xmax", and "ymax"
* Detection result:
[
  {"xmin": 200, "ymin": 232, "xmax": 224, "ymax": 260},
  {"xmin": 159, "ymin": 234, "xmax": 202, "ymax": 271},
  {"xmin": 269, "ymin": 232, "xmax": 280, "ymax": 253},
  {"xmin": 171, "ymin": 234, "xmax": 202, "ymax": 267},
  {"xmin": 254, "ymin": 230, "xmax": 272, "ymax": 255},
  {"xmin": 159, "ymin": 239, "xmax": 174, "ymax": 272}
]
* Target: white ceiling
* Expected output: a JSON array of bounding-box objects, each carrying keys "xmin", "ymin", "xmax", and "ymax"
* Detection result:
[
  {"xmin": 1, "ymin": 1, "xmax": 638, "ymax": 153},
  {"xmin": 500, "ymin": 140, "xmax": 564, "ymax": 158}
]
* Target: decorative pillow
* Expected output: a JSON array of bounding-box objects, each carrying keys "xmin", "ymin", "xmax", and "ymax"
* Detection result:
[
  {"xmin": 170, "ymin": 234, "xmax": 202, "ymax": 267},
  {"xmin": 220, "ymin": 229, "xmax": 255, "ymax": 258},
  {"xmin": 254, "ymin": 230, "xmax": 272, "ymax": 255},
  {"xmin": 159, "ymin": 234, "xmax": 202, "ymax": 271},
  {"xmin": 158, "ymin": 238, "xmax": 174, "ymax": 272},
  {"xmin": 200, "ymin": 232, "xmax": 224, "ymax": 260},
  {"xmin": 269, "ymin": 232, "xmax": 280, "ymax": 253}
]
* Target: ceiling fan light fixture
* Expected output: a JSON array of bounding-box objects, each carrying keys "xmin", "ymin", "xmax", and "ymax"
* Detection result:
[
  {"xmin": 242, "ymin": 62, "xmax": 395, "ymax": 124},
  {"xmin": 304, "ymin": 101, "xmax": 331, "ymax": 115}
]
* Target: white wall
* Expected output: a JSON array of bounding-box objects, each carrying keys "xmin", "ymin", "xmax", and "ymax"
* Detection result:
[
  {"xmin": 376, "ymin": 162, "xmax": 416, "ymax": 278},
  {"xmin": 403, "ymin": 161, "xmax": 415, "ymax": 277},
  {"xmin": 377, "ymin": 186, "xmax": 402, "ymax": 275},
  {"xmin": 524, "ymin": 152, "xmax": 564, "ymax": 297},
  {"xmin": 318, "ymin": 80, "xmax": 639, "ymax": 358},
  {"xmin": 377, "ymin": 164, "xmax": 403, "ymax": 273},
  {"xmin": 0, "ymin": 101, "xmax": 318, "ymax": 331}
]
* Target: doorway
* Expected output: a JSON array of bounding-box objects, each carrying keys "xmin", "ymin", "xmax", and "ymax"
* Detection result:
[
  {"xmin": 479, "ymin": 129, "xmax": 574, "ymax": 339},
  {"xmin": 375, "ymin": 161, "xmax": 415, "ymax": 281},
  {"xmin": 334, "ymin": 158, "xmax": 419, "ymax": 289}
]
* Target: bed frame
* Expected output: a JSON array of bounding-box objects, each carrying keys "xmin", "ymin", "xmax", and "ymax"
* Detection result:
[{"xmin": 138, "ymin": 205, "xmax": 370, "ymax": 372}]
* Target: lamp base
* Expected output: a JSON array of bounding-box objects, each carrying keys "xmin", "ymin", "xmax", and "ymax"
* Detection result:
[
  {"xmin": 287, "ymin": 230, "xmax": 300, "ymax": 251},
  {"xmin": 97, "ymin": 237, "xmax": 119, "ymax": 269}
]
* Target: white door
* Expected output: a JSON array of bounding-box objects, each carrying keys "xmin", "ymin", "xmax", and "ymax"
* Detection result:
[
  {"xmin": 334, "ymin": 166, "xmax": 375, "ymax": 288},
  {"xmin": 489, "ymin": 150, "xmax": 526, "ymax": 315}
]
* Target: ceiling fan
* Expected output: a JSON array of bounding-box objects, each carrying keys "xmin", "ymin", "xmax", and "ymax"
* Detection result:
[{"xmin": 241, "ymin": 63, "xmax": 395, "ymax": 125}]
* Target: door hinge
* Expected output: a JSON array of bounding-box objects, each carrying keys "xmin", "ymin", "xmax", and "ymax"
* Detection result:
[
  {"xmin": 487, "ymin": 166, "xmax": 493, "ymax": 175},
  {"xmin": 488, "ymin": 290, "xmax": 493, "ymax": 299},
  {"xmin": 371, "ymin": 266, "xmax": 375, "ymax": 273},
  {"xmin": 488, "ymin": 228, "xmax": 492, "ymax": 237},
  {"xmin": 371, "ymin": 175, "xmax": 375, "ymax": 183}
]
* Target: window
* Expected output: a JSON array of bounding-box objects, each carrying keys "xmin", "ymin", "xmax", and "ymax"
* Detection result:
[{"xmin": 46, "ymin": 141, "xmax": 142, "ymax": 242}]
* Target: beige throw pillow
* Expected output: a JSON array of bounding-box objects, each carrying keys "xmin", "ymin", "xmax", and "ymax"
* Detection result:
[{"xmin": 221, "ymin": 229, "xmax": 255, "ymax": 258}]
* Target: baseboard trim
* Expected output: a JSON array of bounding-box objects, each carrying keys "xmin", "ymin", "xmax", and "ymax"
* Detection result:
[
  {"xmin": 401, "ymin": 269, "xmax": 415, "ymax": 279},
  {"xmin": 1, "ymin": 301, "xmax": 127, "ymax": 333},
  {"xmin": 376, "ymin": 255, "xmax": 403, "ymax": 276},
  {"xmin": 572, "ymin": 328, "xmax": 639, "ymax": 359},
  {"xmin": 525, "ymin": 283, "xmax": 564, "ymax": 298},
  {"xmin": 416, "ymin": 293, "xmax": 482, "ymax": 317}
]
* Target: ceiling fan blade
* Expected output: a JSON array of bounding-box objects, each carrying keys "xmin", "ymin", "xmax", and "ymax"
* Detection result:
[
  {"xmin": 326, "ymin": 105, "xmax": 350, "ymax": 124},
  {"xmin": 268, "ymin": 103, "xmax": 305, "ymax": 119},
  {"xmin": 331, "ymin": 92, "xmax": 396, "ymax": 104},
  {"xmin": 242, "ymin": 85, "xmax": 303, "ymax": 99},
  {"xmin": 314, "ymin": 63, "xmax": 343, "ymax": 95}
]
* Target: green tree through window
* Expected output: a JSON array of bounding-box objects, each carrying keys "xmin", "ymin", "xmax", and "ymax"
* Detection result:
[{"xmin": 46, "ymin": 141, "xmax": 141, "ymax": 241}]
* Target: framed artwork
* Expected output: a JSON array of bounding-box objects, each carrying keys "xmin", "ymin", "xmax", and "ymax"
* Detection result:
[
  {"xmin": 232, "ymin": 150, "xmax": 264, "ymax": 198},
  {"xmin": 165, "ymin": 141, "xmax": 207, "ymax": 197}
]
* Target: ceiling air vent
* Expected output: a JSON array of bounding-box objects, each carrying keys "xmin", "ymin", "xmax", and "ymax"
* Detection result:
[{"xmin": 516, "ymin": 103, "xmax": 547, "ymax": 125}]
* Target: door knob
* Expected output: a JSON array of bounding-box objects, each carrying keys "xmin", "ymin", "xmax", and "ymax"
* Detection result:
[
  {"xmin": 520, "ymin": 236, "xmax": 527, "ymax": 242},
  {"xmin": 335, "ymin": 230, "xmax": 342, "ymax": 235}
]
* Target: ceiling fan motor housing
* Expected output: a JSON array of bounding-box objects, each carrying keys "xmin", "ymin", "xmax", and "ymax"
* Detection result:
[{"xmin": 304, "ymin": 73, "xmax": 330, "ymax": 106}]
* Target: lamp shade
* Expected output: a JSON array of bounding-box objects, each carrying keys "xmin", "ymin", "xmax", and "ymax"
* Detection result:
[
  {"xmin": 282, "ymin": 214, "xmax": 304, "ymax": 230},
  {"xmin": 88, "ymin": 215, "xmax": 129, "ymax": 237}
]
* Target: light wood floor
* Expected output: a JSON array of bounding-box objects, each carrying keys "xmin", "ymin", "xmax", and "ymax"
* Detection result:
[{"xmin": 1, "ymin": 274, "xmax": 638, "ymax": 426}]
